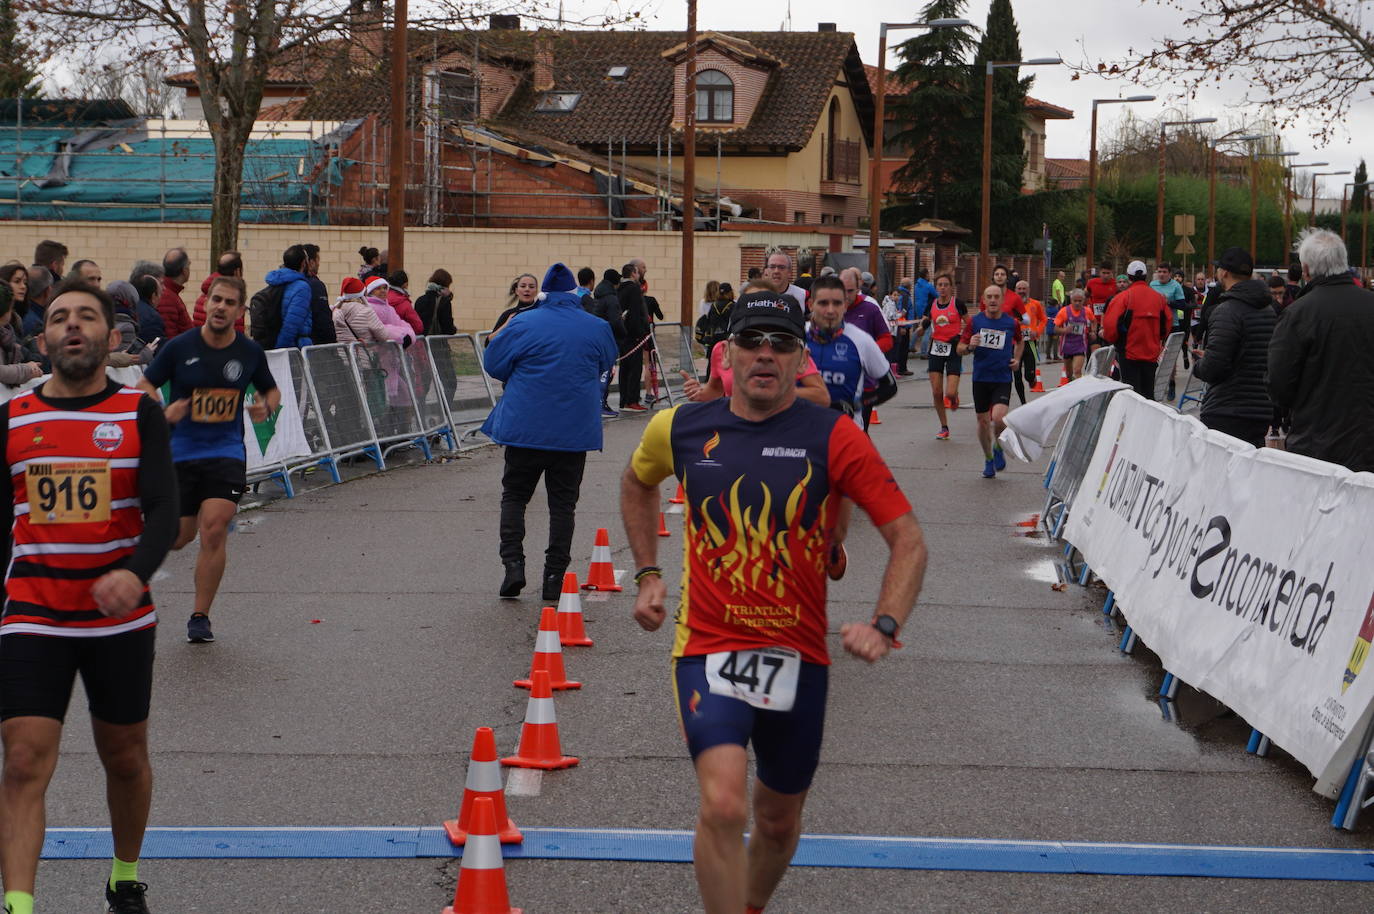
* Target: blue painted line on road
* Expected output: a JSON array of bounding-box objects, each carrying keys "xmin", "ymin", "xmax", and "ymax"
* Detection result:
[{"xmin": 41, "ymin": 827, "xmax": 1374, "ymax": 881}]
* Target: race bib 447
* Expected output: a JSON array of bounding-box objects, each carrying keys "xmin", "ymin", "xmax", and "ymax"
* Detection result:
[{"xmin": 705, "ymin": 647, "xmax": 801, "ymax": 711}]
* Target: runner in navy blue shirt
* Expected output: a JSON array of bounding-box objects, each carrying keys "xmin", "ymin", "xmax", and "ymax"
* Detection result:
[
  {"xmin": 959, "ymin": 285, "xmax": 1023, "ymax": 478},
  {"xmin": 138, "ymin": 276, "xmax": 278, "ymax": 644}
]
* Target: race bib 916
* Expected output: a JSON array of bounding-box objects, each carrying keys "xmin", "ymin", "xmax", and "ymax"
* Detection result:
[
  {"xmin": 26, "ymin": 461, "xmax": 110, "ymax": 524},
  {"xmin": 705, "ymin": 647, "xmax": 801, "ymax": 712}
]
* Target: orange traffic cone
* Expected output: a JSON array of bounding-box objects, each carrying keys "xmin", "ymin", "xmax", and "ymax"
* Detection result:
[
  {"xmin": 1016, "ymin": 513, "xmax": 1040, "ymax": 528},
  {"xmin": 514, "ymin": 606, "xmax": 580, "ymax": 690},
  {"xmin": 1031, "ymin": 369, "xmax": 1045, "ymax": 393},
  {"xmin": 669, "ymin": 482, "xmax": 685, "ymax": 505},
  {"xmin": 556, "ymin": 572, "xmax": 593, "ymax": 647},
  {"xmin": 870, "ymin": 408, "xmax": 883, "ymax": 425},
  {"xmin": 1057, "ymin": 366, "xmax": 1069, "ymax": 387},
  {"xmin": 581, "ymin": 527, "xmax": 621, "ymax": 592},
  {"xmin": 444, "ymin": 727, "xmax": 523, "ymax": 846},
  {"xmin": 657, "ymin": 512, "xmax": 671, "ymax": 537},
  {"xmin": 441, "ymin": 797, "xmax": 522, "ymax": 914},
  {"xmin": 502, "ymin": 670, "xmax": 579, "ymax": 770}
]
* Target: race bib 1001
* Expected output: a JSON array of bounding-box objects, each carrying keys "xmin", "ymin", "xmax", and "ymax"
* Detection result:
[
  {"xmin": 930, "ymin": 340, "xmax": 953, "ymax": 357},
  {"xmin": 25, "ymin": 461, "xmax": 110, "ymax": 525},
  {"xmin": 978, "ymin": 329, "xmax": 1008, "ymax": 349},
  {"xmin": 191, "ymin": 387, "xmax": 240, "ymax": 423},
  {"xmin": 705, "ymin": 646, "xmax": 801, "ymax": 711}
]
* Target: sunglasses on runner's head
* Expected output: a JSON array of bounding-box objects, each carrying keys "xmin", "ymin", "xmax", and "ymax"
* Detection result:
[{"xmin": 732, "ymin": 330, "xmax": 801, "ymax": 352}]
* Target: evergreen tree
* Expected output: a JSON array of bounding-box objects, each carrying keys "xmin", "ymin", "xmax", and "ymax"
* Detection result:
[
  {"xmin": 974, "ymin": 0, "xmax": 1032, "ymax": 241},
  {"xmin": 1352, "ymin": 159, "xmax": 1368, "ymax": 215},
  {"xmin": 0, "ymin": 0, "xmax": 40, "ymax": 98},
  {"xmin": 887, "ymin": 0, "xmax": 980, "ymax": 227}
]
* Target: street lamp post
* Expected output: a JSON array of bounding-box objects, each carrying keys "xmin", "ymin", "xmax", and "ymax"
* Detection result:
[
  {"xmin": 1087, "ymin": 95, "xmax": 1154, "ymax": 282},
  {"xmin": 1252, "ymin": 149, "xmax": 1297, "ymax": 258},
  {"xmin": 1206, "ymin": 131, "xmax": 1262, "ymax": 267},
  {"xmin": 868, "ymin": 18, "xmax": 970, "ymax": 284},
  {"xmin": 1311, "ymin": 170, "xmax": 1351, "ymax": 226},
  {"xmin": 980, "ymin": 56, "xmax": 1061, "ymax": 286},
  {"xmin": 1157, "ymin": 117, "xmax": 1217, "ymax": 263}
]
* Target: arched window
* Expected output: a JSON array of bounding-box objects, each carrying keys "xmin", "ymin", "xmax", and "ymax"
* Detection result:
[{"xmin": 695, "ymin": 70, "xmax": 733, "ymax": 123}]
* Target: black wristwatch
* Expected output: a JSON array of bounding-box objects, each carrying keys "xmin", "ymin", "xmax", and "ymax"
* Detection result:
[{"xmin": 872, "ymin": 614, "xmax": 902, "ymax": 646}]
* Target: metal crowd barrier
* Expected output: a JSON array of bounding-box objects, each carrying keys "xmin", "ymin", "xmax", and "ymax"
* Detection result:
[
  {"xmin": 1084, "ymin": 346, "xmax": 1117, "ymax": 378},
  {"xmin": 1153, "ymin": 332, "xmax": 1186, "ymax": 402},
  {"xmin": 427, "ymin": 334, "xmax": 497, "ymax": 430},
  {"xmin": 303, "ymin": 342, "xmax": 386, "ymax": 472},
  {"xmin": 350, "ymin": 340, "xmax": 435, "ymax": 461},
  {"xmin": 1041, "ymin": 390, "xmax": 1120, "ymax": 539},
  {"xmin": 474, "ymin": 329, "xmax": 503, "ymax": 401}
]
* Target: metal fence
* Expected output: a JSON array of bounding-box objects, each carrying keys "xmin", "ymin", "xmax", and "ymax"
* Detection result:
[
  {"xmin": 1041, "ymin": 390, "xmax": 1120, "ymax": 539},
  {"xmin": 427, "ymin": 334, "xmax": 497, "ymax": 428},
  {"xmin": 1153, "ymin": 332, "xmax": 1186, "ymax": 402},
  {"xmin": 1085, "ymin": 346, "xmax": 1117, "ymax": 378}
]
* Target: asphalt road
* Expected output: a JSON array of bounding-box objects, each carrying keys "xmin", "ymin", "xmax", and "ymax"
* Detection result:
[{"xmin": 31, "ymin": 370, "xmax": 1374, "ymax": 913}]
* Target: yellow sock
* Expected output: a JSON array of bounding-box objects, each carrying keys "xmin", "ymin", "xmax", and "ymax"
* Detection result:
[
  {"xmin": 109, "ymin": 856, "xmax": 139, "ymax": 890},
  {"xmin": 4, "ymin": 890, "xmax": 34, "ymax": 914}
]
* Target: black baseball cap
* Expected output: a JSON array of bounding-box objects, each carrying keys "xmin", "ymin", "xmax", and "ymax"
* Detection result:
[
  {"xmin": 729, "ymin": 291, "xmax": 805, "ymax": 339},
  {"xmin": 1215, "ymin": 247, "xmax": 1254, "ymax": 275}
]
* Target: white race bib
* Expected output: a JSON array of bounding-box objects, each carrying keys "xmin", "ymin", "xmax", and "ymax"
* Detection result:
[
  {"xmin": 1066, "ymin": 322, "xmax": 1085, "ymax": 335},
  {"xmin": 705, "ymin": 647, "xmax": 801, "ymax": 712},
  {"xmin": 930, "ymin": 340, "xmax": 952, "ymax": 357},
  {"xmin": 978, "ymin": 329, "xmax": 1008, "ymax": 349}
]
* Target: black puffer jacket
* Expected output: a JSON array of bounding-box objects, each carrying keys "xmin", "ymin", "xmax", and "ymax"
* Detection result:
[
  {"xmin": 1194, "ymin": 278, "xmax": 1277, "ymax": 422},
  {"xmin": 1268, "ymin": 273, "xmax": 1374, "ymax": 472},
  {"xmin": 590, "ymin": 279, "xmax": 626, "ymax": 344}
]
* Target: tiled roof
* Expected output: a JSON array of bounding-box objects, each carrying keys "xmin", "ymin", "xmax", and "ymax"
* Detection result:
[
  {"xmin": 235, "ymin": 28, "xmax": 873, "ymax": 151},
  {"xmin": 1045, "ymin": 157, "xmax": 1089, "ymax": 179},
  {"xmin": 864, "ymin": 65, "xmax": 1074, "ymax": 119},
  {"xmin": 495, "ymin": 30, "xmax": 872, "ymax": 150}
]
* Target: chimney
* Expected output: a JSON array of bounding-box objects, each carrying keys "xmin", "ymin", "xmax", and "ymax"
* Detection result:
[
  {"xmin": 489, "ymin": 14, "xmax": 520, "ymax": 30},
  {"xmin": 817, "ymin": 22, "xmax": 837, "ymax": 32},
  {"xmin": 533, "ymin": 29, "xmax": 555, "ymax": 93},
  {"xmin": 349, "ymin": 0, "xmax": 385, "ymax": 70}
]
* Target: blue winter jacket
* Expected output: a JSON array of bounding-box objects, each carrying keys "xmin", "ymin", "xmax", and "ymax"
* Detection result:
[
  {"xmin": 480, "ymin": 289, "xmax": 617, "ymax": 453},
  {"xmin": 266, "ymin": 268, "xmax": 313, "ymax": 349},
  {"xmin": 913, "ymin": 277, "xmax": 937, "ymax": 317}
]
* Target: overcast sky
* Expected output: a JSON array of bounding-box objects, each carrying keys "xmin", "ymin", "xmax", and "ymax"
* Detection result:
[{"xmin": 622, "ymin": 0, "xmax": 1372, "ymax": 195}]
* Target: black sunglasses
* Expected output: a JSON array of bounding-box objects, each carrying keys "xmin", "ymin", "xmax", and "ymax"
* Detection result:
[{"xmin": 732, "ymin": 330, "xmax": 801, "ymax": 353}]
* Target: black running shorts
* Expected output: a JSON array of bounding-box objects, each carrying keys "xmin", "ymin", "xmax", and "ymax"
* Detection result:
[{"xmin": 0, "ymin": 626, "xmax": 156, "ymax": 725}]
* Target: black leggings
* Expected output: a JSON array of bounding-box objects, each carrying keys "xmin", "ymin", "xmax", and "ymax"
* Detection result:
[{"xmin": 1013, "ymin": 342, "xmax": 1037, "ymax": 404}]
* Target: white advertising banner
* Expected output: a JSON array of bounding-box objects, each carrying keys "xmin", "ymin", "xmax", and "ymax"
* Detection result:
[
  {"xmin": 243, "ymin": 349, "xmax": 310, "ymax": 472},
  {"xmin": 1065, "ymin": 393, "xmax": 1374, "ymax": 796}
]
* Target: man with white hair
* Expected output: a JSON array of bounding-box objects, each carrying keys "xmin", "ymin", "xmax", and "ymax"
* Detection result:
[{"xmin": 1268, "ymin": 229, "xmax": 1374, "ymax": 472}]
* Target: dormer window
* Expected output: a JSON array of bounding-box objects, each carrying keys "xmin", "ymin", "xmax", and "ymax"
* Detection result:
[
  {"xmin": 536, "ymin": 91, "xmax": 581, "ymax": 112},
  {"xmin": 695, "ymin": 70, "xmax": 733, "ymax": 123}
]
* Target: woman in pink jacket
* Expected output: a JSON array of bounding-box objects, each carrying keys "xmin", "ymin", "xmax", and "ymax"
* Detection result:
[
  {"xmin": 386, "ymin": 270, "xmax": 425, "ymax": 336},
  {"xmin": 362, "ymin": 277, "xmax": 416, "ymax": 346}
]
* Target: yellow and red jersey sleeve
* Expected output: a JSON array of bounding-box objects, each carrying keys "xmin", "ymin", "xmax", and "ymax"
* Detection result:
[
  {"xmin": 630, "ymin": 406, "xmax": 679, "ymax": 487},
  {"xmin": 827, "ymin": 418, "xmax": 911, "ymax": 528}
]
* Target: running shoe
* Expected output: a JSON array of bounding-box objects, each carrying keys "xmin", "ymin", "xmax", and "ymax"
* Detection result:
[
  {"xmin": 600, "ymin": 405, "xmax": 619, "ymax": 419},
  {"xmin": 186, "ymin": 613, "xmax": 214, "ymax": 643},
  {"xmin": 948, "ymin": 397, "xmax": 959, "ymax": 411},
  {"xmin": 935, "ymin": 427, "xmax": 950, "ymax": 440},
  {"xmin": 826, "ymin": 543, "xmax": 848, "ymax": 581},
  {"xmin": 622, "ymin": 403, "xmax": 648, "ymax": 412},
  {"xmin": 982, "ymin": 459, "xmax": 997, "ymax": 478},
  {"xmin": 943, "ymin": 396, "xmax": 951, "ymax": 408},
  {"xmin": 993, "ymin": 446, "xmax": 1007, "ymax": 471},
  {"xmin": 106, "ymin": 879, "xmax": 151, "ymax": 914}
]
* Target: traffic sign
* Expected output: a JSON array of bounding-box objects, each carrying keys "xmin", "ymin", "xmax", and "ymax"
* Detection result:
[
  {"xmin": 1173, "ymin": 214, "xmax": 1196, "ymax": 236},
  {"xmin": 1174, "ymin": 236, "xmax": 1196, "ymax": 255}
]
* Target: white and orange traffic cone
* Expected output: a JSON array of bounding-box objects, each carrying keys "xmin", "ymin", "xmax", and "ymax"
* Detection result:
[
  {"xmin": 444, "ymin": 727, "xmax": 522, "ymax": 846},
  {"xmin": 870, "ymin": 408, "xmax": 883, "ymax": 425},
  {"xmin": 1057, "ymin": 366, "xmax": 1069, "ymax": 387},
  {"xmin": 1031, "ymin": 369, "xmax": 1045, "ymax": 393},
  {"xmin": 514, "ymin": 606, "xmax": 580, "ymax": 690},
  {"xmin": 441, "ymin": 797, "xmax": 522, "ymax": 914},
  {"xmin": 669, "ymin": 482, "xmax": 685, "ymax": 505},
  {"xmin": 657, "ymin": 512, "xmax": 671, "ymax": 537},
  {"xmin": 501, "ymin": 670, "xmax": 579, "ymax": 770},
  {"xmin": 556, "ymin": 572, "xmax": 593, "ymax": 647},
  {"xmin": 581, "ymin": 527, "xmax": 621, "ymax": 592}
]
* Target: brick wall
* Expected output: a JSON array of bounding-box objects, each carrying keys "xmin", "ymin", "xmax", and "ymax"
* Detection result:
[
  {"xmin": 725, "ymin": 187, "xmax": 867, "ymax": 227},
  {"xmin": 0, "ymin": 222, "xmax": 743, "ymax": 332},
  {"xmin": 672, "ymin": 49, "xmax": 771, "ymax": 128}
]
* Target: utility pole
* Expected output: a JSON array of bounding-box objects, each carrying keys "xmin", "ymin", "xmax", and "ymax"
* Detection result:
[
  {"xmin": 387, "ymin": 0, "xmax": 408, "ymax": 270},
  {"xmin": 680, "ymin": 0, "xmax": 697, "ymax": 328}
]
